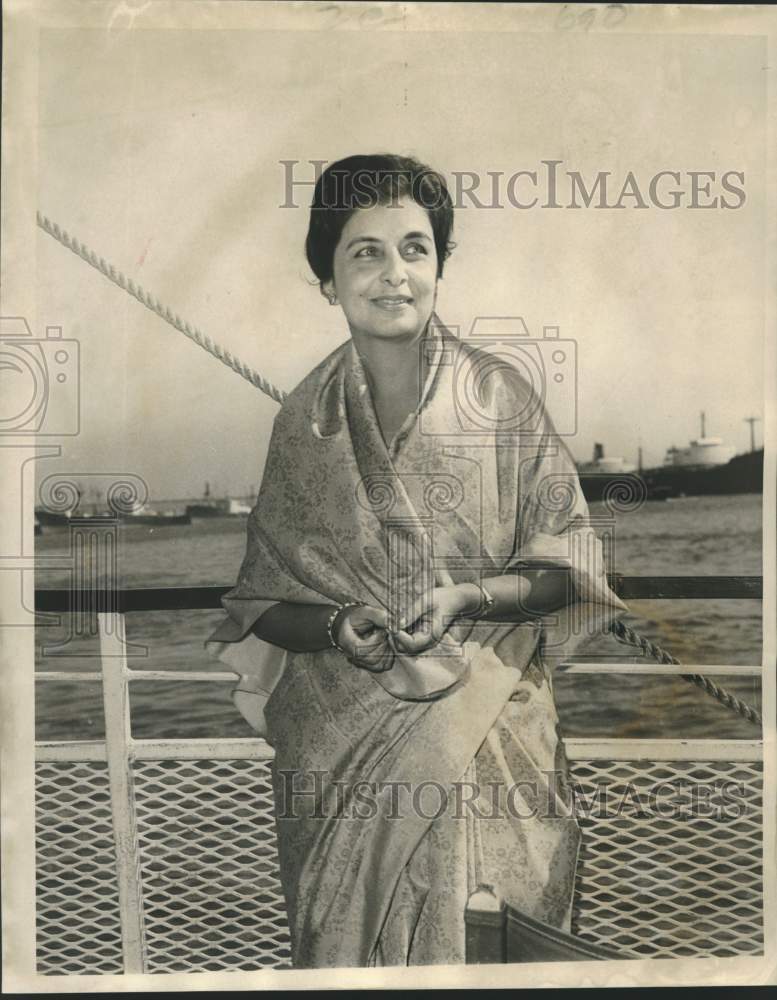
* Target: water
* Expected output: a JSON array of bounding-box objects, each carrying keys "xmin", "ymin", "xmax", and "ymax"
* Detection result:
[{"xmin": 34, "ymin": 494, "xmax": 763, "ymax": 742}]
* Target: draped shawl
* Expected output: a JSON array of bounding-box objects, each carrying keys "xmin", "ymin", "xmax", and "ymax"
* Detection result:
[{"xmin": 206, "ymin": 317, "xmax": 626, "ymax": 966}]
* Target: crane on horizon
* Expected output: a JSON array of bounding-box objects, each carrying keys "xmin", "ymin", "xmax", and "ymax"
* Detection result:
[{"xmin": 743, "ymin": 416, "xmax": 761, "ymax": 453}]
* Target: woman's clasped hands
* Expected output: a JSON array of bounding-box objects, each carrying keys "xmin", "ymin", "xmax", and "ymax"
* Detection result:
[
  {"xmin": 333, "ymin": 585, "xmax": 476, "ymax": 672},
  {"xmin": 332, "ymin": 604, "xmax": 394, "ymax": 673}
]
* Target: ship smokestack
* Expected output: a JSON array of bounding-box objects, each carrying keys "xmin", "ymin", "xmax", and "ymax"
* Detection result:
[
  {"xmin": 700, "ymin": 411, "xmax": 706, "ymax": 438},
  {"xmin": 593, "ymin": 443, "xmax": 604, "ymax": 462}
]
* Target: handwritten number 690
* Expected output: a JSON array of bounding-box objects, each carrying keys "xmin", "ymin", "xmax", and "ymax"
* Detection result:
[
  {"xmin": 317, "ymin": 4, "xmax": 405, "ymax": 29},
  {"xmin": 557, "ymin": 4, "xmax": 629, "ymax": 31}
]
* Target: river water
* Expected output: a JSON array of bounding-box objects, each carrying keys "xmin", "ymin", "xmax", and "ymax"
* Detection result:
[{"xmin": 34, "ymin": 493, "xmax": 763, "ymax": 742}]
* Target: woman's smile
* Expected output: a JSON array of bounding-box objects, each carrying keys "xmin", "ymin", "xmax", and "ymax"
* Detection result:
[{"xmin": 371, "ymin": 294, "xmax": 414, "ymax": 310}]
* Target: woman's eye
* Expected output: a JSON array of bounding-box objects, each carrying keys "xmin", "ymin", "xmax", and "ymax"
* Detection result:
[
  {"xmin": 404, "ymin": 243, "xmax": 428, "ymax": 256},
  {"xmin": 355, "ymin": 246, "xmax": 379, "ymax": 258}
]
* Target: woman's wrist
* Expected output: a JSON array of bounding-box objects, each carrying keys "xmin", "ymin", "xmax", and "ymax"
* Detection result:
[
  {"xmin": 453, "ymin": 575, "xmax": 539, "ymax": 622},
  {"xmin": 252, "ymin": 602, "xmax": 354, "ymax": 653},
  {"xmin": 326, "ymin": 601, "xmax": 363, "ymax": 651}
]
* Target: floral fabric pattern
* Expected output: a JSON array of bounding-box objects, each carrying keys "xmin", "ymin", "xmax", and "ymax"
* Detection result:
[{"xmin": 207, "ymin": 317, "xmax": 626, "ymax": 967}]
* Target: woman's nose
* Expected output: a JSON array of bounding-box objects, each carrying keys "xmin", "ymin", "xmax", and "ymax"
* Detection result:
[{"xmin": 380, "ymin": 249, "xmax": 408, "ymax": 286}]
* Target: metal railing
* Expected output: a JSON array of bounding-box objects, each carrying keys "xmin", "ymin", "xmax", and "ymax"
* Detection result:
[
  {"xmin": 34, "ymin": 577, "xmax": 764, "ymax": 974},
  {"xmin": 32, "ymin": 575, "xmax": 766, "ymax": 612}
]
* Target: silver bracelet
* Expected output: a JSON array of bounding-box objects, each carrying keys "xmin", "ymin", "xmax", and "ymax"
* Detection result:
[{"xmin": 326, "ymin": 601, "xmax": 364, "ymax": 653}]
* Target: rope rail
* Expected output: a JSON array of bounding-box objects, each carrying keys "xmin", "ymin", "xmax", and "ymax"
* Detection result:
[
  {"xmin": 609, "ymin": 619, "xmax": 761, "ymax": 728},
  {"xmin": 36, "ymin": 213, "xmax": 763, "ymax": 730},
  {"xmin": 36, "ymin": 213, "xmax": 288, "ymax": 405}
]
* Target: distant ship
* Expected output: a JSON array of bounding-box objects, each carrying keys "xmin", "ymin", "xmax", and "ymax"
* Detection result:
[
  {"xmin": 35, "ymin": 490, "xmax": 191, "ymax": 530},
  {"xmin": 35, "ymin": 507, "xmax": 191, "ymax": 529},
  {"xmin": 578, "ymin": 413, "xmax": 763, "ymax": 502},
  {"xmin": 185, "ymin": 484, "xmax": 252, "ymax": 519}
]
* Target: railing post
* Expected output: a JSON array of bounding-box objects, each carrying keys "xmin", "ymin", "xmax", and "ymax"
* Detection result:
[{"xmin": 98, "ymin": 612, "xmax": 146, "ymax": 973}]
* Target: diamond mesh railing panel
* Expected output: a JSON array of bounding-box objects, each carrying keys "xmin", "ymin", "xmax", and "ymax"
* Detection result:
[
  {"xmin": 35, "ymin": 761, "xmax": 124, "ymax": 975},
  {"xmin": 132, "ymin": 758, "xmax": 291, "ymax": 972},
  {"xmin": 568, "ymin": 758, "xmax": 763, "ymax": 959},
  {"xmin": 35, "ymin": 752, "xmax": 764, "ymax": 973}
]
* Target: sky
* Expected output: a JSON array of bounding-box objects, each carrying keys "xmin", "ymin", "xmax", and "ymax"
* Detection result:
[{"xmin": 32, "ymin": 19, "xmax": 766, "ymax": 501}]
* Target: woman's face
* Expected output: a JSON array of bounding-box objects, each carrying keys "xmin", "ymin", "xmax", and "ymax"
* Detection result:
[{"xmin": 325, "ymin": 197, "xmax": 438, "ymax": 343}]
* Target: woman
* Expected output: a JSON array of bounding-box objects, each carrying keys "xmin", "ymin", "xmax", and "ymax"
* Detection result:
[{"xmin": 207, "ymin": 153, "xmax": 626, "ymax": 968}]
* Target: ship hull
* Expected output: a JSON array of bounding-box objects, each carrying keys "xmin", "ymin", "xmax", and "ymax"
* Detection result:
[
  {"xmin": 185, "ymin": 504, "xmax": 225, "ymax": 518},
  {"xmin": 185, "ymin": 503, "xmax": 248, "ymax": 519},
  {"xmin": 35, "ymin": 511, "xmax": 192, "ymax": 528},
  {"xmin": 123, "ymin": 513, "xmax": 191, "ymax": 526},
  {"xmin": 35, "ymin": 509, "xmax": 72, "ymax": 526},
  {"xmin": 642, "ymin": 448, "xmax": 763, "ymax": 499},
  {"xmin": 579, "ymin": 449, "xmax": 763, "ymax": 503}
]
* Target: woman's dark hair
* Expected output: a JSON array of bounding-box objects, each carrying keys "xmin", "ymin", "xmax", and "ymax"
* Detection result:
[{"xmin": 305, "ymin": 153, "xmax": 455, "ymax": 286}]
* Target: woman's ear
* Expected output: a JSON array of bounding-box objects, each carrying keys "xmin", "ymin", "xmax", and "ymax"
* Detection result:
[{"xmin": 321, "ymin": 280, "xmax": 338, "ymax": 306}]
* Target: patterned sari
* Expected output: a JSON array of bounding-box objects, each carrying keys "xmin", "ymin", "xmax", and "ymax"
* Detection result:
[{"xmin": 207, "ymin": 317, "xmax": 626, "ymax": 967}]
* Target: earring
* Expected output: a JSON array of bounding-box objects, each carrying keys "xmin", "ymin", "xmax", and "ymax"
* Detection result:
[{"xmin": 327, "ymin": 292, "xmax": 338, "ymax": 306}]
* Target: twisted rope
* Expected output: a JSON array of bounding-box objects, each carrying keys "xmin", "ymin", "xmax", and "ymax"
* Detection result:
[
  {"xmin": 36, "ymin": 212, "xmax": 288, "ymax": 406},
  {"xmin": 609, "ymin": 618, "xmax": 761, "ymax": 728},
  {"xmin": 37, "ymin": 212, "xmax": 762, "ymax": 730}
]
